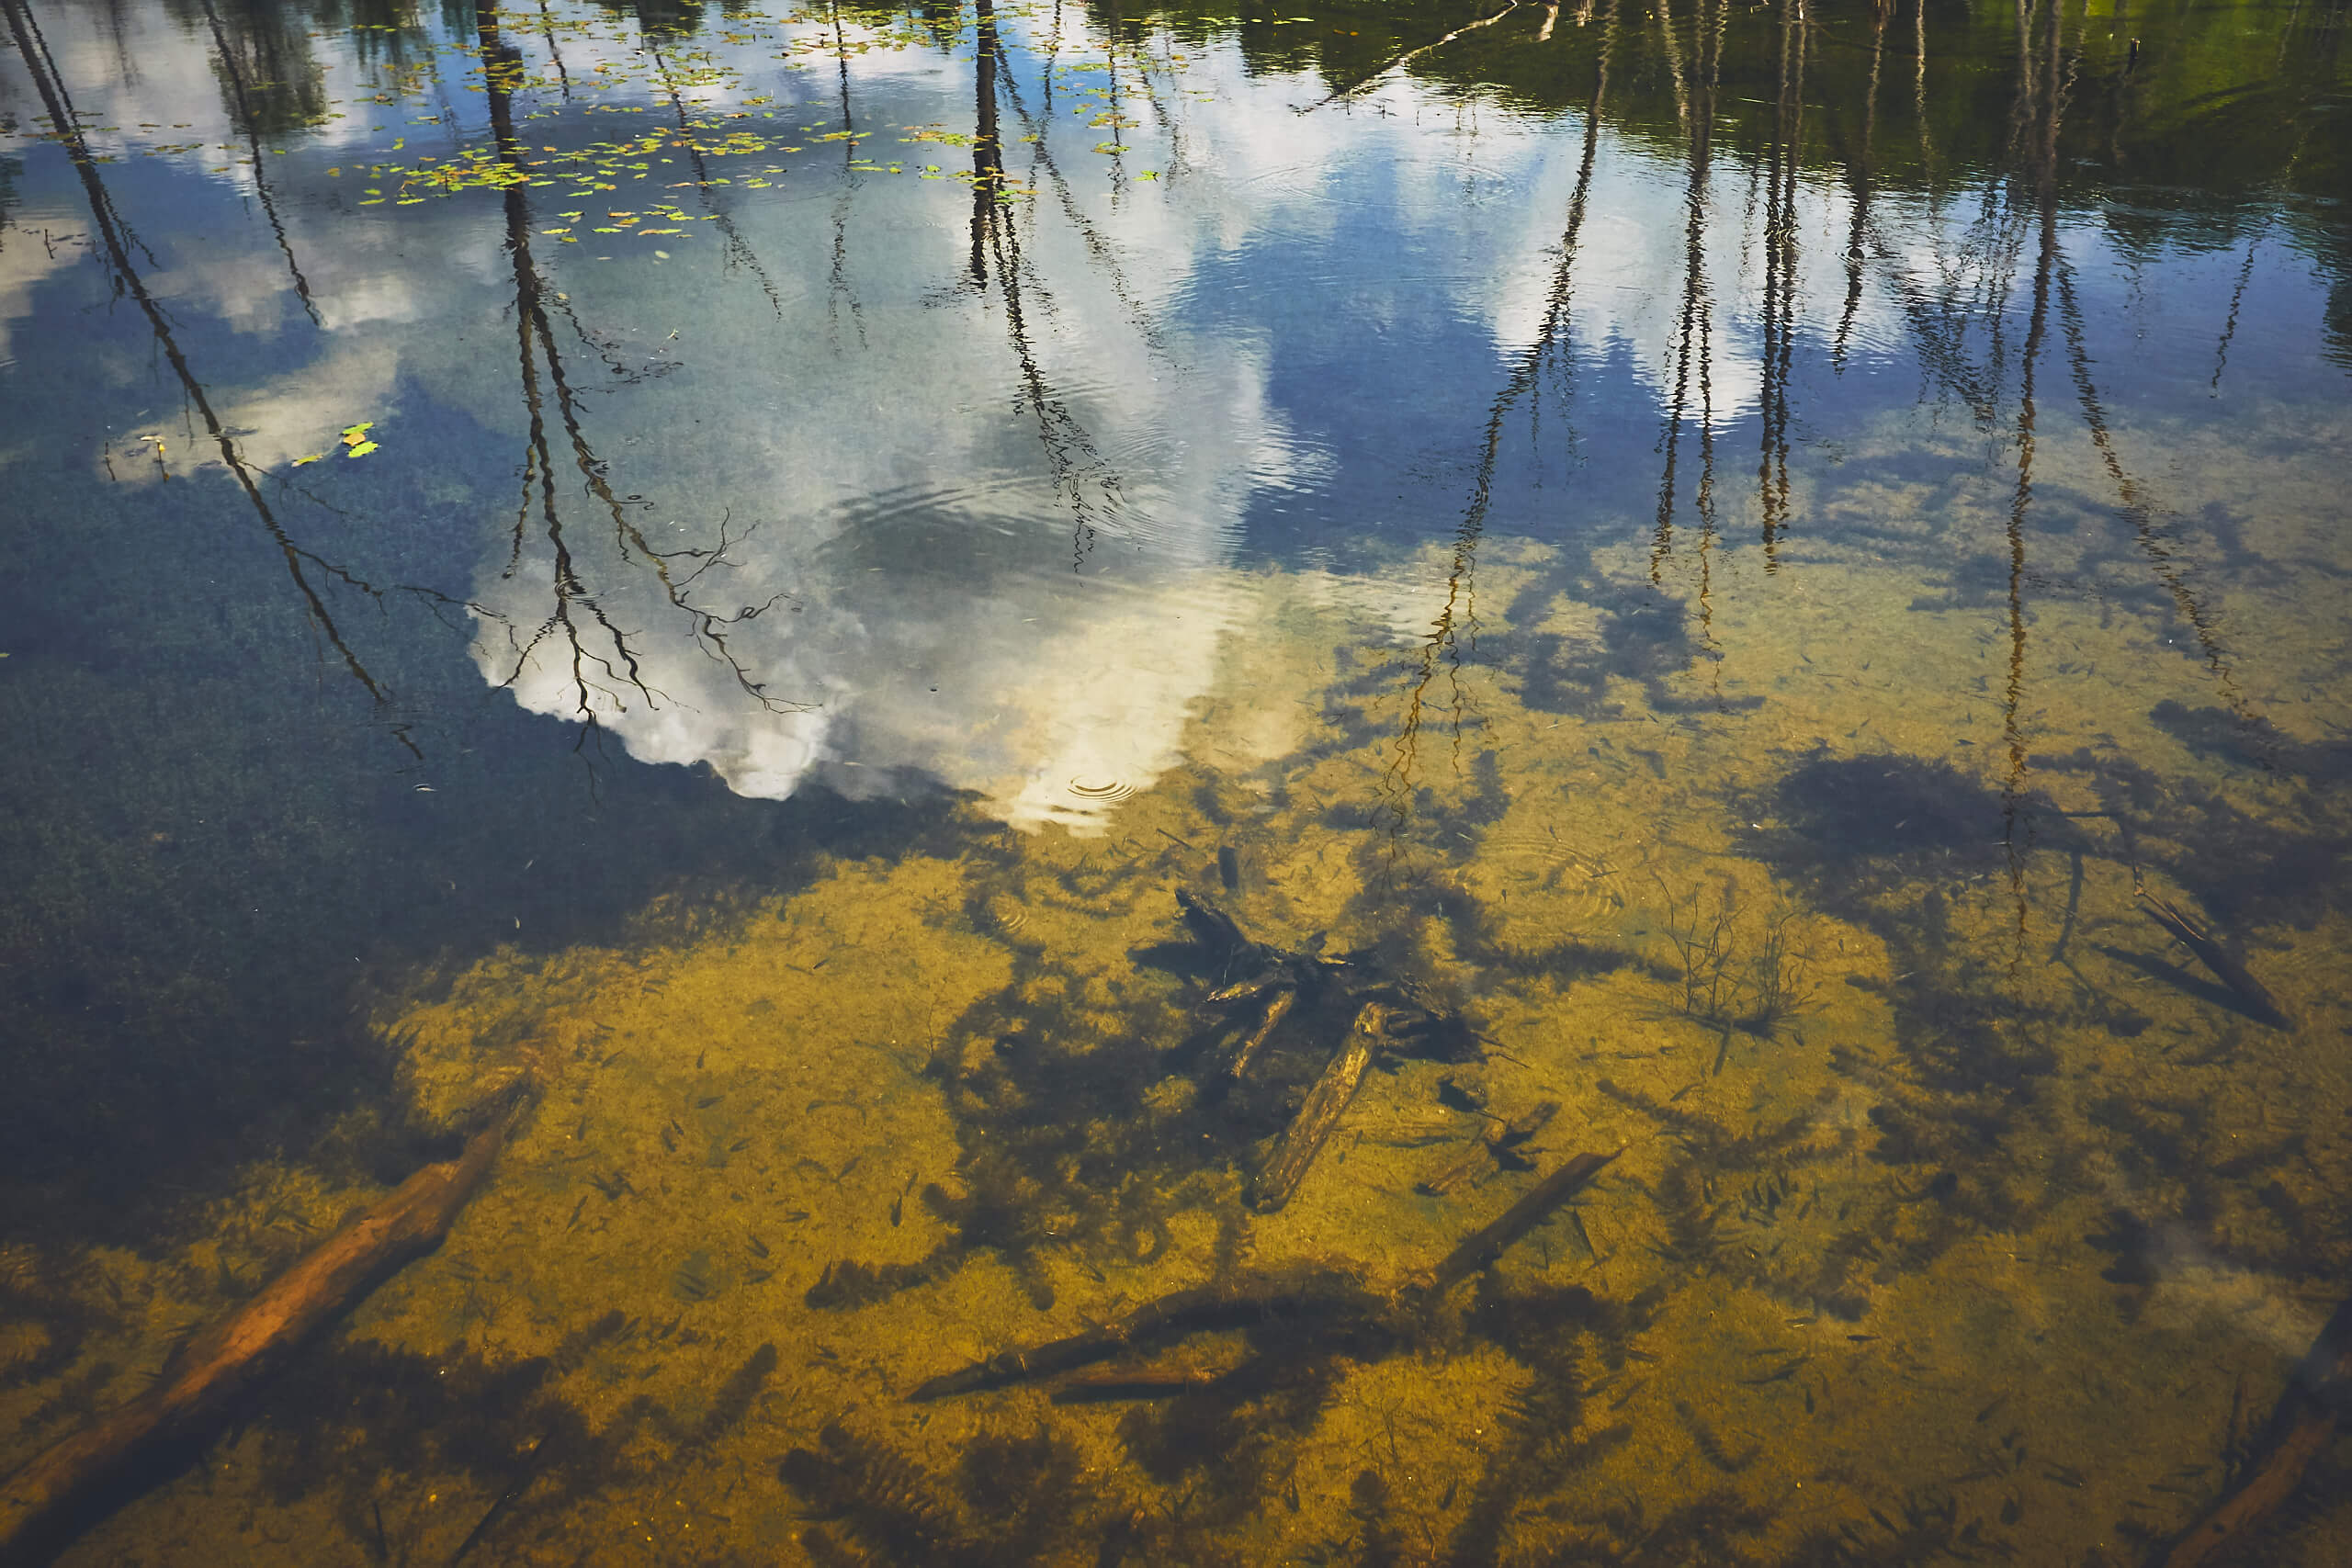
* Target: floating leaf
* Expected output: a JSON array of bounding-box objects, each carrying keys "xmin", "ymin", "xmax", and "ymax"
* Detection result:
[
  {"xmin": 345, "ymin": 440, "xmax": 379, "ymax": 458},
  {"xmin": 291, "ymin": 454, "xmax": 324, "ymax": 467}
]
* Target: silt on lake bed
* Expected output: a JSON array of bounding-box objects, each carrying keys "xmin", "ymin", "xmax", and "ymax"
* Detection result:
[{"xmin": 1, "ymin": 0, "xmax": 2349, "ymax": 1560}]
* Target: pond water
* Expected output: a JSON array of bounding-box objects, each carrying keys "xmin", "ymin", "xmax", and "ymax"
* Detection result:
[{"xmin": 2, "ymin": 0, "xmax": 2349, "ymax": 1560}]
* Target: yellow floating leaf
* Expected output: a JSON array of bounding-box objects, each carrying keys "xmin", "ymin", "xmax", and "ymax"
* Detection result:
[
  {"xmin": 346, "ymin": 441, "xmax": 379, "ymax": 458},
  {"xmin": 291, "ymin": 454, "xmax": 324, "ymax": 466}
]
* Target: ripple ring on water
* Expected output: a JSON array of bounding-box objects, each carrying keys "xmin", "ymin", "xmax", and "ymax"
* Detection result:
[{"xmin": 1067, "ymin": 777, "xmax": 1135, "ymax": 803}]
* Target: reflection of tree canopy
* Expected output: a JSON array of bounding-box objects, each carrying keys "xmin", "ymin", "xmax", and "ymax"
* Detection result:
[
  {"xmin": 1127, "ymin": 0, "xmax": 2347, "ymax": 220},
  {"xmin": 583, "ymin": 0, "xmax": 705, "ymax": 38},
  {"xmin": 155, "ymin": 0, "xmax": 332, "ymax": 133}
]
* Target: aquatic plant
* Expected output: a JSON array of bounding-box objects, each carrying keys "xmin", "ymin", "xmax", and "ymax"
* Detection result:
[{"xmin": 1651, "ymin": 874, "xmax": 1819, "ymax": 1039}]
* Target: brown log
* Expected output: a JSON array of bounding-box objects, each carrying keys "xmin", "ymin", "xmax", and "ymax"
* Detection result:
[
  {"xmin": 0, "ymin": 1101, "xmax": 523, "ymax": 1561},
  {"xmin": 1423, "ymin": 1148, "xmax": 1621, "ymax": 1296},
  {"xmin": 908, "ymin": 1267, "xmax": 1389, "ymax": 1402},
  {"xmin": 2134, "ymin": 884, "xmax": 2290, "ymax": 1030},
  {"xmin": 1228, "ymin": 987, "xmax": 1296, "ymax": 1079},
  {"xmin": 2155, "ymin": 1295, "xmax": 2352, "ymax": 1568},
  {"xmin": 1250, "ymin": 1004, "xmax": 1381, "ymax": 1213}
]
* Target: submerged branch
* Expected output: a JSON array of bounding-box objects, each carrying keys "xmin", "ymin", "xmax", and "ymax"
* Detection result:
[{"xmin": 0, "ymin": 1100, "xmax": 526, "ymax": 1560}]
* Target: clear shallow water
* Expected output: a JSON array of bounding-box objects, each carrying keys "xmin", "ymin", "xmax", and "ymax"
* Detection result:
[{"xmin": 2, "ymin": 0, "xmax": 2350, "ymax": 1561}]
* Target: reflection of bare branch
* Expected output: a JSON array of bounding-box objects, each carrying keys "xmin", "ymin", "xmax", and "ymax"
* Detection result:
[
  {"xmin": 991, "ymin": 29, "xmax": 1170, "ymax": 359},
  {"xmin": 471, "ymin": 3, "xmax": 804, "ymax": 726},
  {"xmin": 2053, "ymin": 262, "xmax": 2249, "ymax": 722},
  {"xmin": 1382, "ymin": 0, "xmax": 1619, "ymax": 841},
  {"xmin": 1832, "ymin": 0, "xmax": 1887, "ymax": 367},
  {"xmin": 967, "ymin": 0, "xmax": 1127, "ymax": 567},
  {"xmin": 197, "ymin": 0, "xmax": 320, "ymax": 327},
  {"xmin": 3, "ymin": 0, "xmax": 402, "ymax": 737},
  {"xmin": 1755, "ymin": 0, "xmax": 1805, "ymax": 570},
  {"xmin": 1302, "ymin": 0, "xmax": 1525, "ymax": 111},
  {"xmin": 648, "ymin": 39, "xmax": 786, "ymax": 320}
]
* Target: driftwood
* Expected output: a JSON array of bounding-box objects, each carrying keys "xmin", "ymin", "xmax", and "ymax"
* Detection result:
[
  {"xmin": 2155, "ymin": 1295, "xmax": 2352, "ymax": 1568},
  {"xmin": 908, "ymin": 1269, "xmax": 1388, "ymax": 1402},
  {"xmin": 0, "ymin": 1101, "xmax": 524, "ymax": 1562},
  {"xmin": 1228, "ymin": 987, "xmax": 1295, "ymax": 1079},
  {"xmin": 914, "ymin": 1149, "xmax": 1625, "ymax": 1404},
  {"xmin": 1423, "ymin": 1149, "xmax": 1621, "ymax": 1296},
  {"xmin": 1251, "ymin": 1005, "xmax": 1382, "ymax": 1213},
  {"xmin": 2134, "ymin": 882, "xmax": 2290, "ymax": 1030}
]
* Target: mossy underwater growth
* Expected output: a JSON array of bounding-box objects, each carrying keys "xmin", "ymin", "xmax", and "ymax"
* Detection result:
[{"xmin": 5, "ymin": 544, "xmax": 2352, "ymax": 1565}]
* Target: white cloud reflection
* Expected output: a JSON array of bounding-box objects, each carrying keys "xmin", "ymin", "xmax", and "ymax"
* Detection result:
[{"xmin": 17, "ymin": 0, "xmax": 2281, "ymax": 829}]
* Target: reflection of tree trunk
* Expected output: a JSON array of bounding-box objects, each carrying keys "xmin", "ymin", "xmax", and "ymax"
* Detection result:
[
  {"xmin": 1649, "ymin": 0, "xmax": 1721, "ymax": 582},
  {"xmin": 1383, "ymin": 0, "xmax": 1618, "ymax": 840},
  {"xmin": 1756, "ymin": 0, "xmax": 1804, "ymax": 571},
  {"xmin": 474, "ymin": 3, "xmax": 788, "ymax": 723},
  {"xmin": 0, "ymin": 0, "xmax": 396, "ymax": 718},
  {"xmin": 1997, "ymin": 0, "xmax": 2064, "ymax": 937},
  {"xmin": 970, "ymin": 0, "xmax": 1002, "ymax": 286},
  {"xmin": 198, "ymin": 0, "xmax": 321, "ymax": 325},
  {"xmin": 965, "ymin": 0, "xmax": 1122, "ymax": 565},
  {"xmin": 826, "ymin": 0, "xmax": 865, "ymax": 347},
  {"xmin": 537, "ymin": 0, "xmax": 571, "ymax": 97},
  {"xmin": 650, "ymin": 40, "xmax": 784, "ymax": 317},
  {"xmin": 1651, "ymin": 0, "xmax": 1727, "ymax": 690},
  {"xmin": 1833, "ymin": 0, "xmax": 1886, "ymax": 364}
]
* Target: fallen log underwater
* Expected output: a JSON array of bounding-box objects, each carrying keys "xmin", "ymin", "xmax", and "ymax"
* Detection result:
[
  {"xmin": 910, "ymin": 1146, "xmax": 1622, "ymax": 1404},
  {"xmin": 2133, "ymin": 880, "xmax": 2292, "ymax": 1031},
  {"xmin": 2154, "ymin": 1293, "xmax": 2352, "ymax": 1568},
  {"xmin": 0, "ymin": 1097, "xmax": 526, "ymax": 1564}
]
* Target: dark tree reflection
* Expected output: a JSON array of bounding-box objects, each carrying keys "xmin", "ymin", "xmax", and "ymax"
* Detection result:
[{"xmin": 469, "ymin": 0, "xmax": 797, "ymax": 736}]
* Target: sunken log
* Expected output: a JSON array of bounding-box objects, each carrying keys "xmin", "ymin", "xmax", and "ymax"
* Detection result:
[
  {"xmin": 2154, "ymin": 1295, "xmax": 2352, "ymax": 1568},
  {"xmin": 1422, "ymin": 1148, "xmax": 1620, "ymax": 1296},
  {"xmin": 1227, "ymin": 987, "xmax": 1295, "ymax": 1079},
  {"xmin": 0, "ymin": 1100, "xmax": 524, "ymax": 1561},
  {"xmin": 2135, "ymin": 885, "xmax": 2290, "ymax": 1030},
  {"xmin": 908, "ymin": 1269, "xmax": 1388, "ymax": 1402},
  {"xmin": 1251, "ymin": 1004, "xmax": 1382, "ymax": 1213}
]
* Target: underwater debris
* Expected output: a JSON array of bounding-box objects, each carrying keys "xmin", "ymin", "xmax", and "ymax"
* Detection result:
[
  {"xmin": 805, "ymin": 1246, "xmax": 961, "ymax": 1310},
  {"xmin": 781, "ymin": 1421, "xmax": 967, "ymax": 1562},
  {"xmin": 1418, "ymin": 1099, "xmax": 1558, "ymax": 1195},
  {"xmin": 906, "ymin": 1267, "xmax": 1395, "ymax": 1402},
  {"xmin": 2157, "ymin": 1294, "xmax": 2352, "ymax": 1567},
  {"xmin": 1424, "ymin": 1150, "xmax": 1621, "ymax": 1296},
  {"xmin": 918, "ymin": 1148, "xmax": 1629, "ymax": 1404},
  {"xmin": 2132, "ymin": 877, "xmax": 2291, "ymax": 1030},
  {"xmin": 0, "ymin": 1096, "xmax": 526, "ymax": 1560},
  {"xmin": 1250, "ymin": 1003, "xmax": 1382, "ymax": 1213}
]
